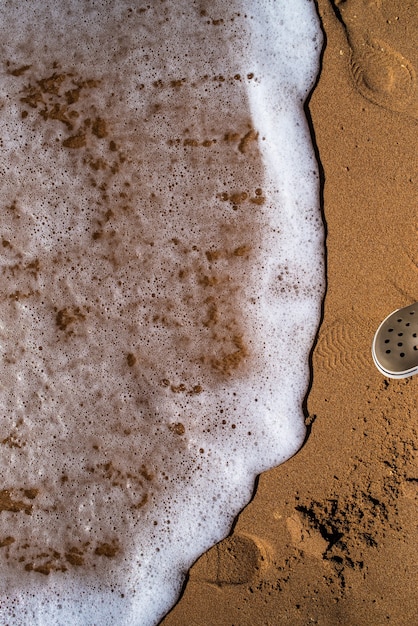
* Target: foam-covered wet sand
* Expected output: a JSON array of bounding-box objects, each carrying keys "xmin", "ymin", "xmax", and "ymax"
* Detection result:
[
  {"xmin": 162, "ymin": 1, "xmax": 418, "ymax": 624},
  {"xmin": 0, "ymin": 2, "xmax": 323, "ymax": 624}
]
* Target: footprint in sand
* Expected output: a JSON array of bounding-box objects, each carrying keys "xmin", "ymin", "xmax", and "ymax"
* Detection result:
[
  {"xmin": 286, "ymin": 512, "xmax": 328, "ymax": 560},
  {"xmin": 350, "ymin": 38, "xmax": 416, "ymax": 112},
  {"xmin": 333, "ymin": 0, "xmax": 417, "ymax": 115},
  {"xmin": 190, "ymin": 532, "xmax": 271, "ymax": 586},
  {"xmin": 315, "ymin": 314, "xmax": 372, "ymax": 373}
]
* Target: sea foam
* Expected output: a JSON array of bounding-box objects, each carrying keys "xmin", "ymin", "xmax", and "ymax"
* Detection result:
[{"xmin": 0, "ymin": 1, "xmax": 323, "ymax": 624}]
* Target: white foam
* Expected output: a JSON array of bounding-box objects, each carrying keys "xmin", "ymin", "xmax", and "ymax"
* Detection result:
[{"xmin": 0, "ymin": 1, "xmax": 323, "ymax": 624}]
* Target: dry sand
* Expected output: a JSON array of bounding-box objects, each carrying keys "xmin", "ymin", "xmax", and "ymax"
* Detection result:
[{"xmin": 161, "ymin": 1, "xmax": 418, "ymax": 624}]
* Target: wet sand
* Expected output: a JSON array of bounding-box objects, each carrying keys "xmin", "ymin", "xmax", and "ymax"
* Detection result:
[{"xmin": 162, "ymin": 1, "xmax": 418, "ymax": 624}]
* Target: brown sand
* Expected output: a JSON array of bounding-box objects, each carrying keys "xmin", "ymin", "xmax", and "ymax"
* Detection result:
[{"xmin": 161, "ymin": 1, "xmax": 418, "ymax": 624}]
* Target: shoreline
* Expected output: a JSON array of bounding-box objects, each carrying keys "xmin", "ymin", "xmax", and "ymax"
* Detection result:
[{"xmin": 161, "ymin": 1, "xmax": 418, "ymax": 624}]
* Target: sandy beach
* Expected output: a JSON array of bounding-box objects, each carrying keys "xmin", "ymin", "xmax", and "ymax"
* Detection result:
[
  {"xmin": 162, "ymin": 1, "xmax": 418, "ymax": 624},
  {"xmin": 0, "ymin": 1, "xmax": 415, "ymax": 624}
]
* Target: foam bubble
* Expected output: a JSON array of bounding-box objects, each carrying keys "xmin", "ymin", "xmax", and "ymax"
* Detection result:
[{"xmin": 0, "ymin": 1, "xmax": 323, "ymax": 624}]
